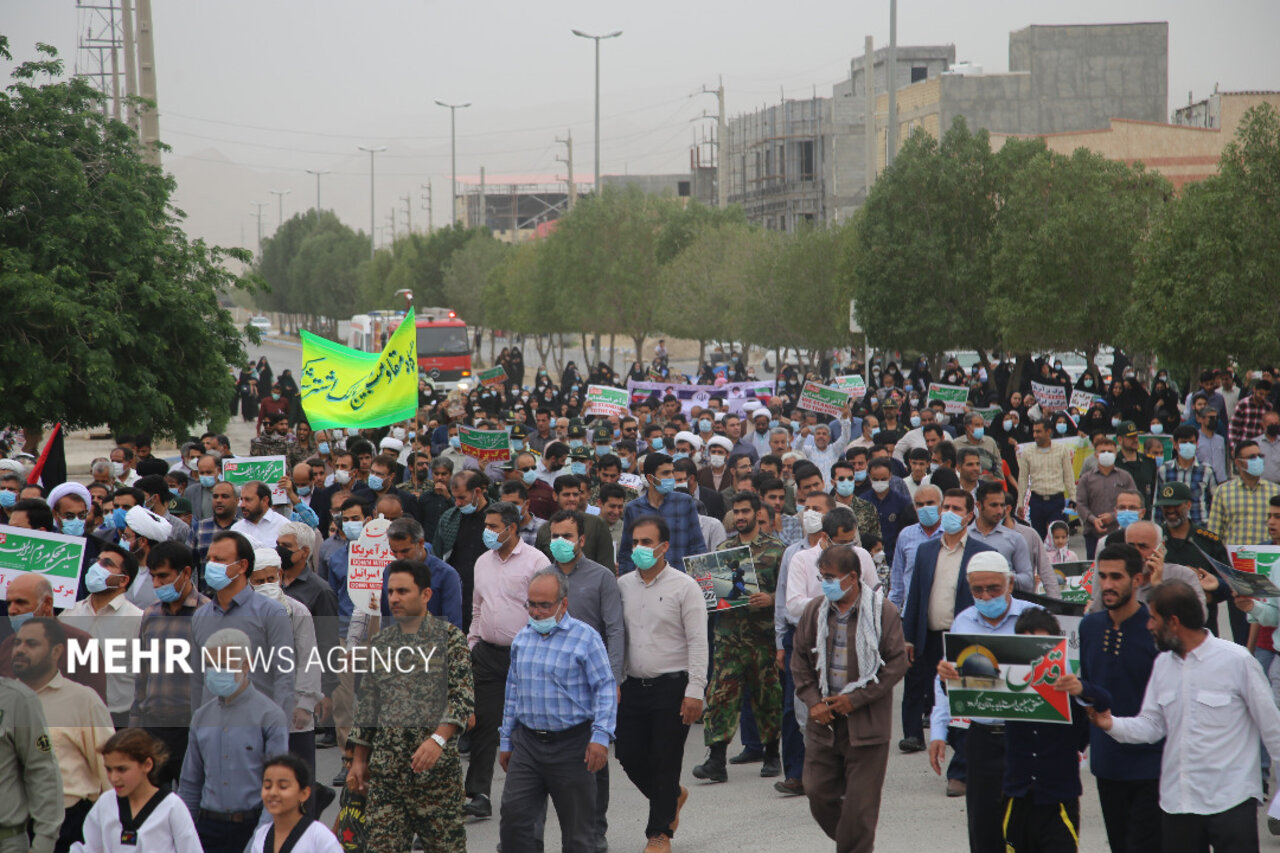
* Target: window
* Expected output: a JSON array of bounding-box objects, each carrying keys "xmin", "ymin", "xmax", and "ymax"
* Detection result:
[
  {"xmin": 799, "ymin": 140, "xmax": 815, "ymax": 180},
  {"xmin": 911, "ymin": 66, "xmax": 928, "ymax": 83},
  {"xmin": 677, "ymin": 181, "xmax": 690, "ymax": 197},
  {"xmin": 417, "ymin": 326, "xmax": 470, "ymax": 357}
]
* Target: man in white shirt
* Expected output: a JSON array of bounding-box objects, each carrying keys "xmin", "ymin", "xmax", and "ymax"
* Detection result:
[
  {"xmin": 230, "ymin": 481, "xmax": 289, "ymax": 547},
  {"xmin": 1091, "ymin": 579, "xmax": 1280, "ymax": 850},
  {"xmin": 58, "ymin": 542, "xmax": 144, "ymax": 729},
  {"xmin": 785, "ymin": 507, "xmax": 878, "ymax": 625}
]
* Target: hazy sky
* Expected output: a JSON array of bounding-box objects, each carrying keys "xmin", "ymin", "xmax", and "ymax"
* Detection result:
[{"xmin": 5, "ymin": 1, "xmax": 1278, "ymax": 252}]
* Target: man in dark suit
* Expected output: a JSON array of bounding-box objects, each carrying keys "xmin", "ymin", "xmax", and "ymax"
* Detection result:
[
  {"xmin": 314, "ymin": 451, "xmax": 375, "ymax": 538},
  {"xmin": 675, "ymin": 457, "xmax": 725, "ymax": 521},
  {"xmin": 898, "ymin": 488, "xmax": 994, "ymax": 795}
]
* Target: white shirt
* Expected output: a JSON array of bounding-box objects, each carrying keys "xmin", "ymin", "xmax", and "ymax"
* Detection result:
[
  {"xmin": 618, "ymin": 564, "xmax": 709, "ymax": 700},
  {"xmin": 1108, "ymin": 634, "xmax": 1280, "ymax": 815},
  {"xmin": 275, "ymin": 593, "xmax": 322, "ymax": 732},
  {"xmin": 699, "ymin": 515, "xmax": 727, "ymax": 552},
  {"xmin": 71, "ymin": 790, "xmax": 200, "ymax": 852},
  {"xmin": 231, "ymin": 508, "xmax": 290, "ymax": 548},
  {"xmin": 58, "ymin": 594, "xmax": 144, "ymax": 714},
  {"xmin": 126, "ymin": 569, "xmax": 158, "ymax": 609},
  {"xmin": 785, "ymin": 542, "xmax": 878, "ymax": 624},
  {"xmin": 249, "ymin": 820, "xmax": 344, "ymax": 853}
]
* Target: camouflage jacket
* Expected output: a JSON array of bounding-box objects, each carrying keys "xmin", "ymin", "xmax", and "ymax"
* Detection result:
[{"xmin": 249, "ymin": 434, "xmax": 309, "ymax": 470}]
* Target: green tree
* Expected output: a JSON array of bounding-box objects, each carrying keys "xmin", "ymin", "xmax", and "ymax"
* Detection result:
[
  {"xmin": 990, "ymin": 148, "xmax": 1169, "ymax": 369},
  {"xmin": 360, "ymin": 224, "xmax": 488, "ymax": 311},
  {"xmin": 1131, "ymin": 103, "xmax": 1280, "ymax": 369},
  {"xmin": 0, "ymin": 39, "xmax": 250, "ymax": 437}
]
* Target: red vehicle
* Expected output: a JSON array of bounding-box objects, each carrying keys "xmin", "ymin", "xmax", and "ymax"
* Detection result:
[{"xmin": 393, "ymin": 307, "xmax": 473, "ymax": 391}]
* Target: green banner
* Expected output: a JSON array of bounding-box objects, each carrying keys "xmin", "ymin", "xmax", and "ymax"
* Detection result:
[
  {"xmin": 943, "ymin": 633, "xmax": 1073, "ymax": 724},
  {"xmin": 477, "ymin": 365, "xmax": 508, "ymax": 388},
  {"xmin": 0, "ymin": 525, "xmax": 85, "ymax": 609},
  {"xmin": 222, "ymin": 456, "xmax": 289, "ymax": 504},
  {"xmin": 927, "ymin": 383, "xmax": 969, "ymax": 414},
  {"xmin": 831, "ymin": 374, "xmax": 866, "ymax": 394},
  {"xmin": 797, "ymin": 381, "xmax": 850, "ymax": 417},
  {"xmin": 299, "ymin": 308, "xmax": 418, "ymax": 430},
  {"xmin": 974, "ymin": 405, "xmax": 1003, "ymax": 427},
  {"xmin": 459, "ymin": 426, "xmax": 510, "ymax": 465},
  {"xmin": 585, "ymin": 385, "xmax": 630, "ymax": 418},
  {"xmin": 1052, "ymin": 561, "xmax": 1094, "ymax": 605}
]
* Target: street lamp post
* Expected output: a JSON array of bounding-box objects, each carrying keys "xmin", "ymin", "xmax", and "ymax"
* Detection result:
[
  {"xmin": 356, "ymin": 145, "xmax": 386, "ymax": 258},
  {"xmin": 434, "ymin": 100, "xmax": 471, "ymax": 224},
  {"xmin": 571, "ymin": 28, "xmax": 622, "ymax": 195},
  {"xmin": 305, "ymin": 169, "xmax": 329, "ymax": 211},
  {"xmin": 269, "ymin": 189, "xmax": 290, "ymax": 228}
]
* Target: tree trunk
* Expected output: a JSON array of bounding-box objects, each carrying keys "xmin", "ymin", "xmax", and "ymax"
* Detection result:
[
  {"xmin": 632, "ymin": 334, "xmax": 646, "ymax": 369},
  {"xmin": 697, "ymin": 339, "xmax": 706, "ymax": 370},
  {"xmin": 580, "ymin": 333, "xmax": 591, "ymax": 369},
  {"xmin": 608, "ymin": 334, "xmax": 616, "ymax": 373},
  {"xmin": 593, "ymin": 334, "xmax": 601, "ymax": 367},
  {"xmin": 533, "ymin": 334, "xmax": 551, "ymax": 369}
]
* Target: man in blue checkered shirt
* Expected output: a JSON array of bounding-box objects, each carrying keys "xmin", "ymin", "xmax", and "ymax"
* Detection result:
[
  {"xmin": 1155, "ymin": 425, "xmax": 1218, "ymax": 527},
  {"xmin": 498, "ymin": 568, "xmax": 617, "ymax": 853},
  {"xmin": 617, "ymin": 453, "xmax": 707, "ymax": 574}
]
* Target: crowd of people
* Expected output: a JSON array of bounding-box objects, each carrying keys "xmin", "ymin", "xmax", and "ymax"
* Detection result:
[{"xmin": 2, "ymin": 349, "xmax": 1280, "ymax": 852}]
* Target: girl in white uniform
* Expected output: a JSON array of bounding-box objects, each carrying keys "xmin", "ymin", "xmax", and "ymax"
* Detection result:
[
  {"xmin": 250, "ymin": 753, "xmax": 342, "ymax": 853},
  {"xmin": 71, "ymin": 728, "xmax": 200, "ymax": 852}
]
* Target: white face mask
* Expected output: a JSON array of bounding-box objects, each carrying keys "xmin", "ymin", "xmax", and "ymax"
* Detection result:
[
  {"xmin": 871, "ymin": 480, "xmax": 890, "ymax": 494},
  {"xmin": 1097, "ymin": 451, "xmax": 1117, "ymax": 468},
  {"xmin": 254, "ymin": 581, "xmax": 284, "ymax": 602},
  {"xmin": 708, "ymin": 453, "xmax": 727, "ymax": 469},
  {"xmin": 334, "ymin": 469, "xmax": 352, "ymax": 485},
  {"xmin": 801, "ymin": 509, "xmax": 824, "ymax": 535}
]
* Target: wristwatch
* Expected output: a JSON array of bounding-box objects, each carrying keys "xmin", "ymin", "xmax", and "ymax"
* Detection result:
[{"xmin": 430, "ymin": 733, "xmax": 448, "ymax": 749}]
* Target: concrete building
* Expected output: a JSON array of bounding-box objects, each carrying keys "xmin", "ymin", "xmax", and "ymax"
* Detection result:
[
  {"xmin": 874, "ymin": 22, "xmax": 1169, "ymax": 172},
  {"xmin": 989, "ymin": 90, "xmax": 1280, "ymax": 190}
]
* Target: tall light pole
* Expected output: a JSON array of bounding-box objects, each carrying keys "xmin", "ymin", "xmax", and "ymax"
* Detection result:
[
  {"xmin": 571, "ymin": 29, "xmax": 622, "ymax": 195},
  {"xmin": 357, "ymin": 145, "xmax": 386, "ymax": 257},
  {"xmin": 269, "ymin": 189, "xmax": 290, "ymax": 228},
  {"xmin": 434, "ymin": 100, "xmax": 470, "ymax": 224},
  {"xmin": 305, "ymin": 169, "xmax": 329, "ymax": 211}
]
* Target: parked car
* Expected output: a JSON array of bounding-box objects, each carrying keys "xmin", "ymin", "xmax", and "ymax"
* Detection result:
[{"xmin": 250, "ymin": 315, "xmax": 272, "ymax": 334}]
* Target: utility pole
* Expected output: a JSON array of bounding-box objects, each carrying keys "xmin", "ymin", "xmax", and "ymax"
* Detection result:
[
  {"xmin": 865, "ymin": 36, "xmax": 877, "ymax": 189},
  {"xmin": 250, "ymin": 201, "xmax": 267, "ymax": 257},
  {"xmin": 699, "ymin": 77, "xmax": 728, "ymax": 208},
  {"xmin": 420, "ymin": 181, "xmax": 433, "ymax": 234},
  {"xmin": 133, "ymin": 0, "xmax": 160, "ymax": 166},
  {"xmin": 434, "ymin": 100, "xmax": 471, "ymax": 224},
  {"xmin": 357, "ymin": 145, "xmax": 385, "ymax": 258},
  {"xmin": 571, "ymin": 29, "xmax": 623, "ymax": 196},
  {"xmin": 401, "ymin": 194, "xmax": 412, "ymax": 234},
  {"xmin": 269, "ymin": 189, "xmax": 290, "ymax": 228},
  {"xmin": 305, "ymin": 169, "xmax": 329, "ymax": 211},
  {"xmin": 478, "ymin": 166, "xmax": 486, "ymax": 230},
  {"xmin": 556, "ymin": 131, "xmax": 577, "ymax": 209},
  {"xmin": 387, "ymin": 209, "xmax": 396, "ymax": 245},
  {"xmin": 886, "ymin": 0, "xmax": 899, "ymax": 167},
  {"xmin": 119, "ymin": 0, "xmax": 139, "ymax": 134}
]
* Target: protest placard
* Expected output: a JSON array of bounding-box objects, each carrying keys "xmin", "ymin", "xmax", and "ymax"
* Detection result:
[
  {"xmin": 1221, "ymin": 545, "xmax": 1280, "ymax": 597},
  {"xmin": 223, "ymin": 456, "xmax": 289, "ymax": 504},
  {"xmin": 585, "ymin": 385, "xmax": 631, "ymax": 419},
  {"xmin": 1032, "ymin": 381, "xmax": 1068, "ymax": 412},
  {"xmin": 831, "ymin": 374, "xmax": 866, "ymax": 394},
  {"xmin": 926, "ymin": 383, "xmax": 969, "ymax": 414},
  {"xmin": 626, "ymin": 380, "xmax": 772, "ymax": 415},
  {"xmin": 797, "ymin": 382, "xmax": 850, "ymax": 417},
  {"xmin": 1052, "ymin": 561, "xmax": 1095, "ymax": 606},
  {"xmin": 477, "ymin": 365, "xmax": 508, "ymax": 388},
  {"xmin": 347, "ymin": 518, "xmax": 393, "ymax": 616},
  {"xmin": 685, "ymin": 546, "xmax": 758, "ymax": 611},
  {"xmin": 943, "ymin": 633, "xmax": 1074, "ymax": 724},
  {"xmin": 0, "ymin": 525, "xmax": 85, "ymax": 609},
  {"xmin": 974, "ymin": 405, "xmax": 1003, "ymax": 427},
  {"xmin": 1069, "ymin": 390, "xmax": 1100, "ymax": 412},
  {"xmin": 458, "ymin": 426, "xmax": 510, "ymax": 465}
]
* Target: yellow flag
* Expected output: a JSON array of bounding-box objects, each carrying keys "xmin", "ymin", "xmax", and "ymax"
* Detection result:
[{"xmin": 299, "ymin": 310, "xmax": 417, "ymax": 429}]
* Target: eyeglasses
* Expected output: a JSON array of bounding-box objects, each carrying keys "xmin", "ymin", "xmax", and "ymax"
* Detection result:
[
  {"xmin": 59, "ymin": 511, "xmax": 90, "ymax": 521},
  {"xmin": 817, "ymin": 574, "xmax": 850, "ymax": 583},
  {"xmin": 518, "ymin": 466, "xmax": 536, "ymax": 473},
  {"xmin": 834, "ymin": 476, "xmax": 856, "ymax": 483},
  {"xmin": 525, "ymin": 599, "xmax": 560, "ymax": 613}
]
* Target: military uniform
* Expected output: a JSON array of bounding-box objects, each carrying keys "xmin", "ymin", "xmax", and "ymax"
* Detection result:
[
  {"xmin": 843, "ymin": 494, "xmax": 883, "ymax": 541},
  {"xmin": 248, "ymin": 432, "xmax": 308, "ymax": 470},
  {"xmin": 704, "ymin": 532, "xmax": 785, "ymax": 746},
  {"xmin": 1117, "ymin": 423, "xmax": 1159, "ymax": 507},
  {"xmin": 1162, "ymin": 519, "xmax": 1234, "ymax": 636},
  {"xmin": 349, "ymin": 614, "xmax": 474, "ymax": 853},
  {"xmin": 0, "ymin": 678, "xmax": 63, "ymax": 853}
]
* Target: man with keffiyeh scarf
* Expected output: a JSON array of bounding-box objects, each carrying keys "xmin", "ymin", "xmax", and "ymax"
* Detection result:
[{"xmin": 792, "ymin": 544, "xmax": 908, "ymax": 853}]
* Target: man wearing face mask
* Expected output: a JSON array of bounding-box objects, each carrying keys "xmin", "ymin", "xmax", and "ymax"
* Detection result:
[
  {"xmin": 1154, "ymin": 425, "xmax": 1218, "ymax": 528},
  {"xmin": 58, "ymin": 542, "xmax": 144, "ymax": 729},
  {"xmin": 121, "ymin": 505, "xmax": 173, "ymax": 608},
  {"xmin": 618, "ymin": 453, "xmax": 707, "ymax": 575},
  {"xmin": 1195, "ymin": 406, "xmax": 1230, "ymax": 485},
  {"xmin": 535, "ymin": 477, "xmax": 616, "ymax": 571},
  {"xmin": 955, "ymin": 413, "xmax": 1001, "ymax": 478},
  {"xmin": 1115, "ymin": 421, "xmax": 1159, "ymax": 509},
  {"xmin": 184, "ymin": 451, "xmax": 222, "ymax": 523},
  {"xmin": 46, "ymin": 482, "xmax": 104, "ymax": 600},
  {"xmin": 1254, "ymin": 409, "xmax": 1280, "ymax": 485},
  {"xmin": 1209, "ymin": 439, "xmax": 1280, "ymax": 552},
  {"xmin": 180, "ymin": 628, "xmax": 289, "ymax": 851},
  {"xmin": 865, "ymin": 459, "xmax": 916, "ymax": 558},
  {"xmin": 698, "ymin": 435, "xmax": 735, "ymax": 496},
  {"xmin": 1076, "ymin": 435, "xmax": 1137, "ymax": 559},
  {"xmin": 900, "ymin": 490, "xmax": 994, "ymax": 792},
  {"xmin": 190, "ymin": 531, "xmax": 295, "ymax": 720},
  {"xmin": 792, "ymin": 543, "xmax": 907, "ymax": 853},
  {"xmin": 136, "ymin": 475, "xmax": 193, "ymax": 546},
  {"xmin": 109, "ymin": 445, "xmax": 139, "ymax": 486},
  {"xmin": 466, "ymin": 501, "xmax": 551, "ymax": 820},
  {"xmin": 889, "ymin": 485, "xmax": 944, "ymax": 615}
]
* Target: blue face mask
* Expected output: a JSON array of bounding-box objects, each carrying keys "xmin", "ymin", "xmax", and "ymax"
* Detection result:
[
  {"xmin": 972, "ymin": 427, "xmax": 985, "ymax": 440},
  {"xmin": 296, "ymin": 485, "xmax": 311, "ymax": 497},
  {"xmin": 85, "ymin": 562, "xmax": 115, "ymax": 594},
  {"xmin": 1002, "ymin": 419, "xmax": 1013, "ymax": 432},
  {"xmin": 1149, "ymin": 423, "xmax": 1163, "ymax": 435},
  {"xmin": 910, "ymin": 415, "xmax": 921, "ymax": 429},
  {"xmin": 570, "ymin": 462, "xmax": 587, "ymax": 476},
  {"xmin": 671, "ymin": 452, "xmax": 689, "ymax": 462},
  {"xmin": 511, "ymin": 440, "xmax": 525, "ymax": 452},
  {"xmin": 318, "ymin": 441, "xmax": 331, "ymax": 455},
  {"xmin": 654, "ymin": 477, "xmax": 676, "ymax": 495},
  {"xmin": 916, "ymin": 505, "xmax": 940, "ymax": 527},
  {"xmin": 974, "ymin": 595, "xmax": 1009, "ymax": 619},
  {"xmin": 853, "ymin": 469, "xmax": 867, "ymax": 483},
  {"xmin": 199, "ymin": 475, "xmax": 216, "ymax": 488},
  {"xmin": 204, "ymin": 560, "xmax": 236, "ymax": 591},
  {"xmin": 699, "ymin": 419, "xmax": 712, "ymax": 432},
  {"xmin": 568, "ymin": 439, "xmax": 584, "ymax": 449},
  {"xmin": 482, "ymin": 528, "xmax": 505, "ymax": 550},
  {"xmin": 549, "ymin": 537, "xmax": 576, "ymax": 564},
  {"xmin": 458, "ymin": 499, "xmax": 478, "ymax": 515},
  {"xmin": 595, "ymin": 445, "xmax": 610, "ymax": 457},
  {"xmin": 1055, "ymin": 422, "xmax": 1068, "ymax": 435},
  {"xmin": 112, "ymin": 507, "xmax": 129, "ymax": 530},
  {"xmin": 632, "ymin": 545, "xmax": 657, "ymax": 570},
  {"xmin": 770, "ymin": 419, "xmax": 780, "ymax": 429},
  {"xmin": 650, "ymin": 438, "xmax": 664, "ymax": 451},
  {"xmin": 940, "ymin": 510, "xmax": 965, "ymax": 535},
  {"xmin": 0, "ymin": 490, "xmax": 15, "ymax": 509},
  {"xmin": 367, "ymin": 474, "xmax": 385, "ymax": 492},
  {"xmin": 61, "ymin": 518, "xmax": 85, "ymax": 537},
  {"xmin": 449, "ymin": 436, "xmax": 461, "ymax": 450},
  {"xmin": 870, "ymin": 428, "xmax": 881, "ymax": 437},
  {"xmin": 836, "ymin": 480, "xmax": 857, "ymax": 497},
  {"xmin": 620, "ymin": 457, "xmax": 631, "ymax": 470},
  {"xmin": 169, "ymin": 487, "xmax": 180, "ymax": 497},
  {"xmin": 522, "ymin": 469, "xmax": 538, "ymax": 486},
  {"xmin": 529, "ymin": 613, "xmax": 559, "ymax": 635},
  {"xmin": 342, "ymin": 520, "xmax": 364, "ymax": 540},
  {"xmin": 821, "ymin": 576, "xmax": 848, "ymax": 603},
  {"xmin": 155, "ymin": 580, "xmax": 183, "ymax": 603},
  {"xmin": 205, "ymin": 668, "xmax": 240, "ymax": 698},
  {"xmin": 7, "ymin": 611, "xmax": 33, "ymax": 634},
  {"xmin": 1177, "ymin": 442, "xmax": 1197, "ymax": 460},
  {"xmin": 1116, "ymin": 510, "xmax": 1141, "ymax": 529},
  {"xmin": 1246, "ymin": 457, "xmax": 1266, "ymax": 478}
]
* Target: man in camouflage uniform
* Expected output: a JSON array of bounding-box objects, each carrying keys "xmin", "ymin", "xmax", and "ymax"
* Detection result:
[
  {"xmin": 249, "ymin": 412, "xmax": 309, "ymax": 469},
  {"xmin": 693, "ymin": 490, "xmax": 785, "ymax": 782},
  {"xmin": 347, "ymin": 559, "xmax": 474, "ymax": 853}
]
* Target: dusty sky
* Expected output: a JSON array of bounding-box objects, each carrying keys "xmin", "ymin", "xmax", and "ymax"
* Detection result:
[{"xmin": 5, "ymin": 1, "xmax": 1278, "ymax": 252}]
